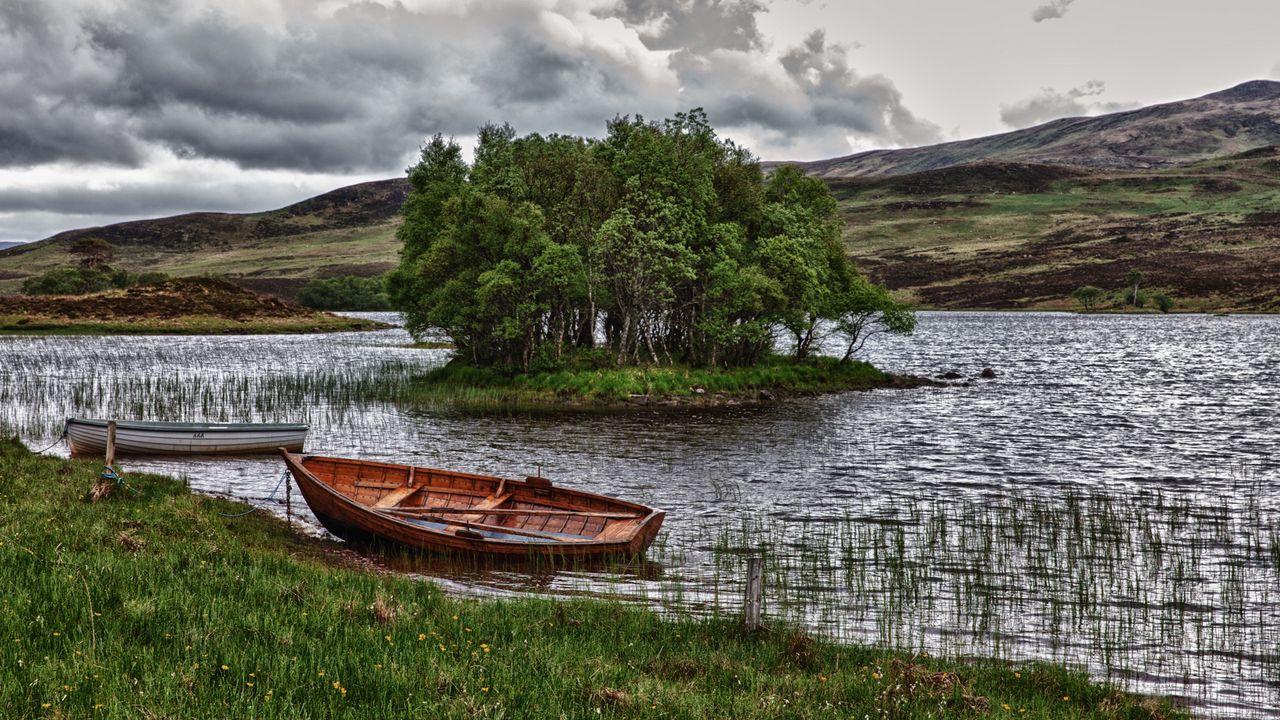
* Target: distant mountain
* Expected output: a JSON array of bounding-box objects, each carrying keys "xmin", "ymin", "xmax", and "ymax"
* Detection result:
[
  {"xmin": 0, "ymin": 241, "xmax": 23, "ymax": 252},
  {"xmin": 0, "ymin": 179, "xmax": 407, "ymax": 298},
  {"xmin": 782, "ymin": 80, "xmax": 1280, "ymax": 178}
]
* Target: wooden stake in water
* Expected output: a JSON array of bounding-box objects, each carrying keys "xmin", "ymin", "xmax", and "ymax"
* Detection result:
[
  {"xmin": 105, "ymin": 421, "xmax": 117, "ymax": 468},
  {"xmin": 285, "ymin": 472, "xmax": 293, "ymax": 528},
  {"xmin": 744, "ymin": 555, "xmax": 764, "ymax": 630}
]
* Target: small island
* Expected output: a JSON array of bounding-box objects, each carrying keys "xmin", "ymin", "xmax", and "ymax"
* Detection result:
[
  {"xmin": 0, "ymin": 276, "xmax": 387, "ymax": 335},
  {"xmin": 390, "ymin": 112, "xmax": 919, "ymax": 408}
]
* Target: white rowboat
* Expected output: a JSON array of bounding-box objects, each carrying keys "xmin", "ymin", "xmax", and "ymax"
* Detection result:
[{"xmin": 65, "ymin": 418, "xmax": 307, "ymax": 457}]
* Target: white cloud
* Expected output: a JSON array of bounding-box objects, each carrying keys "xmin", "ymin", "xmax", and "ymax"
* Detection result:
[{"xmin": 999, "ymin": 81, "xmax": 1137, "ymax": 129}]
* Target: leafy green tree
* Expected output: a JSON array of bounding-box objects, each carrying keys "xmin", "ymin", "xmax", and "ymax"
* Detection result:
[
  {"xmin": 67, "ymin": 238, "xmax": 114, "ymax": 270},
  {"xmin": 1152, "ymin": 292, "xmax": 1174, "ymax": 313},
  {"xmin": 22, "ymin": 267, "xmax": 113, "ymax": 295},
  {"xmin": 391, "ymin": 110, "xmax": 914, "ymax": 373},
  {"xmin": 296, "ymin": 276, "xmax": 391, "ymax": 310},
  {"xmin": 1071, "ymin": 285, "xmax": 1105, "ymax": 312},
  {"xmin": 1125, "ymin": 269, "xmax": 1144, "ymax": 306},
  {"xmin": 833, "ymin": 277, "xmax": 917, "ymax": 361}
]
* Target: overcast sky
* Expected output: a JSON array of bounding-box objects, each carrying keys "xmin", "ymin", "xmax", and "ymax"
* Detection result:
[{"xmin": 2, "ymin": 0, "xmax": 1278, "ymax": 243}]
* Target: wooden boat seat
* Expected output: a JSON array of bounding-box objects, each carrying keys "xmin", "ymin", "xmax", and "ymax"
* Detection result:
[
  {"xmin": 455, "ymin": 492, "xmax": 512, "ymax": 522},
  {"xmin": 373, "ymin": 485, "xmax": 421, "ymax": 509}
]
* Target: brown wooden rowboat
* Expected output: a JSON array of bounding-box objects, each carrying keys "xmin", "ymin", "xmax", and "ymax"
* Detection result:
[{"xmin": 280, "ymin": 450, "xmax": 665, "ymax": 559}]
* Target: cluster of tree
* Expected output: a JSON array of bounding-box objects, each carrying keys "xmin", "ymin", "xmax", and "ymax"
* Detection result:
[
  {"xmin": 22, "ymin": 239, "xmax": 166, "ymax": 295},
  {"xmin": 296, "ymin": 275, "xmax": 391, "ymax": 311},
  {"xmin": 1072, "ymin": 270, "xmax": 1173, "ymax": 313},
  {"xmin": 389, "ymin": 110, "xmax": 914, "ymax": 373}
]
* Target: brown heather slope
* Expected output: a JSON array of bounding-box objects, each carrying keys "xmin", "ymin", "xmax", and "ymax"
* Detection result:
[
  {"xmin": 839, "ymin": 149, "xmax": 1280, "ymax": 311},
  {"xmin": 778, "ymin": 80, "xmax": 1280, "ymax": 178},
  {"xmin": 0, "ymin": 277, "xmax": 387, "ymax": 333}
]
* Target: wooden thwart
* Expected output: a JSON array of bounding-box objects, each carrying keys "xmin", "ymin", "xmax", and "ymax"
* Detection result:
[
  {"xmin": 378, "ymin": 508, "xmax": 591, "ymax": 542},
  {"xmin": 392, "ymin": 506, "xmax": 639, "ymax": 519},
  {"xmin": 373, "ymin": 485, "xmax": 421, "ymax": 508}
]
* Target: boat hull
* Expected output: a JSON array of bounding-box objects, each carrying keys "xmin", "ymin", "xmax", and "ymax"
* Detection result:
[
  {"xmin": 282, "ymin": 452, "xmax": 664, "ymax": 560},
  {"xmin": 67, "ymin": 418, "xmax": 307, "ymax": 457}
]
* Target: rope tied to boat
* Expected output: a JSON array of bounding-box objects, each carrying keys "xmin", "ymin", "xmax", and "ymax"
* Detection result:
[
  {"xmin": 219, "ymin": 466, "xmax": 291, "ymax": 518},
  {"xmin": 30, "ymin": 426, "xmax": 68, "ymax": 455}
]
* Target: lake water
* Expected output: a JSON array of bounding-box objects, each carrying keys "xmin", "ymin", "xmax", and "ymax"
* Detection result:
[{"xmin": 2, "ymin": 312, "xmax": 1277, "ymax": 717}]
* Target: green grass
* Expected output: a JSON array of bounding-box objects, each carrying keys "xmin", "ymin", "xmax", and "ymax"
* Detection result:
[
  {"xmin": 0, "ymin": 438, "xmax": 1186, "ymax": 719},
  {"xmin": 402, "ymin": 356, "xmax": 923, "ymax": 409},
  {"xmin": 0, "ymin": 314, "xmax": 387, "ymax": 336},
  {"xmin": 0, "ymin": 223, "xmax": 401, "ymax": 297}
]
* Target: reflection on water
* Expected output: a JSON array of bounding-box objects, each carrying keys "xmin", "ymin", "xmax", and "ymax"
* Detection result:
[{"xmin": 3, "ymin": 311, "xmax": 1278, "ymax": 717}]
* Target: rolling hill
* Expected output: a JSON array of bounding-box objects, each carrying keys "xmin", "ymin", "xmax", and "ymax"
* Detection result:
[
  {"xmin": 0, "ymin": 179, "xmax": 407, "ymax": 298},
  {"xmin": 836, "ymin": 148, "xmax": 1280, "ymax": 311},
  {"xmin": 1, "ymin": 80, "xmax": 1278, "ymax": 311},
  {"xmin": 779, "ymin": 80, "xmax": 1280, "ymax": 178}
]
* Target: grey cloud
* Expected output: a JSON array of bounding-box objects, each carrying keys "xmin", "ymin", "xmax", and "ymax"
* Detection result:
[
  {"xmin": 775, "ymin": 31, "xmax": 941, "ymax": 146},
  {"xmin": 0, "ymin": 183, "xmax": 267, "ymax": 216},
  {"xmin": 1271, "ymin": 61, "xmax": 1280, "ymax": 79},
  {"xmin": 999, "ymin": 81, "xmax": 1136, "ymax": 128},
  {"xmin": 0, "ymin": 0, "xmax": 940, "ymax": 176},
  {"xmin": 0, "ymin": 2, "xmax": 143, "ymax": 165},
  {"xmin": 1032, "ymin": 0, "xmax": 1076, "ymax": 22},
  {"xmin": 605, "ymin": 0, "xmax": 766, "ymax": 52},
  {"xmin": 0, "ymin": 172, "xmax": 371, "ymax": 242}
]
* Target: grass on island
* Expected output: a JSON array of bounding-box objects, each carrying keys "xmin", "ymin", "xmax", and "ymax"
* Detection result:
[
  {"xmin": 0, "ymin": 314, "xmax": 386, "ymax": 335},
  {"xmin": 401, "ymin": 355, "xmax": 926, "ymax": 409},
  {"xmin": 0, "ymin": 438, "xmax": 1185, "ymax": 719}
]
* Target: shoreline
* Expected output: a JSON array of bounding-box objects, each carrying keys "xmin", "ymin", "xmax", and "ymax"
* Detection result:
[
  {"xmin": 396, "ymin": 357, "xmax": 945, "ymax": 412},
  {"xmin": 0, "ymin": 437, "xmax": 1189, "ymax": 719}
]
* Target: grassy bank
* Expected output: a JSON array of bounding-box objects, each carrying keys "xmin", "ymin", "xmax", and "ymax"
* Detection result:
[
  {"xmin": 0, "ymin": 313, "xmax": 387, "ymax": 335},
  {"xmin": 0, "ymin": 439, "xmax": 1185, "ymax": 719},
  {"xmin": 403, "ymin": 356, "xmax": 932, "ymax": 410}
]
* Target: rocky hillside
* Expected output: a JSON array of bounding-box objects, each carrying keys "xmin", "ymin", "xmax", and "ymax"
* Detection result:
[{"xmin": 784, "ymin": 80, "xmax": 1280, "ymax": 178}]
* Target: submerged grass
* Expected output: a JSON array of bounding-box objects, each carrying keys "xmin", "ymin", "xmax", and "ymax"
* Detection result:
[
  {"xmin": 403, "ymin": 356, "xmax": 924, "ymax": 410},
  {"xmin": 0, "ymin": 438, "xmax": 1186, "ymax": 719}
]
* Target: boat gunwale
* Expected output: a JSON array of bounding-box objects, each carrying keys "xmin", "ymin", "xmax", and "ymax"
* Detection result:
[{"xmin": 67, "ymin": 417, "xmax": 309, "ymax": 433}]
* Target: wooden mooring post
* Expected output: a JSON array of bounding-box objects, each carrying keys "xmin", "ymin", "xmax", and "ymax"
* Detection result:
[
  {"xmin": 743, "ymin": 555, "xmax": 764, "ymax": 631},
  {"xmin": 104, "ymin": 421, "xmax": 117, "ymax": 468},
  {"xmin": 285, "ymin": 471, "xmax": 293, "ymax": 528}
]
